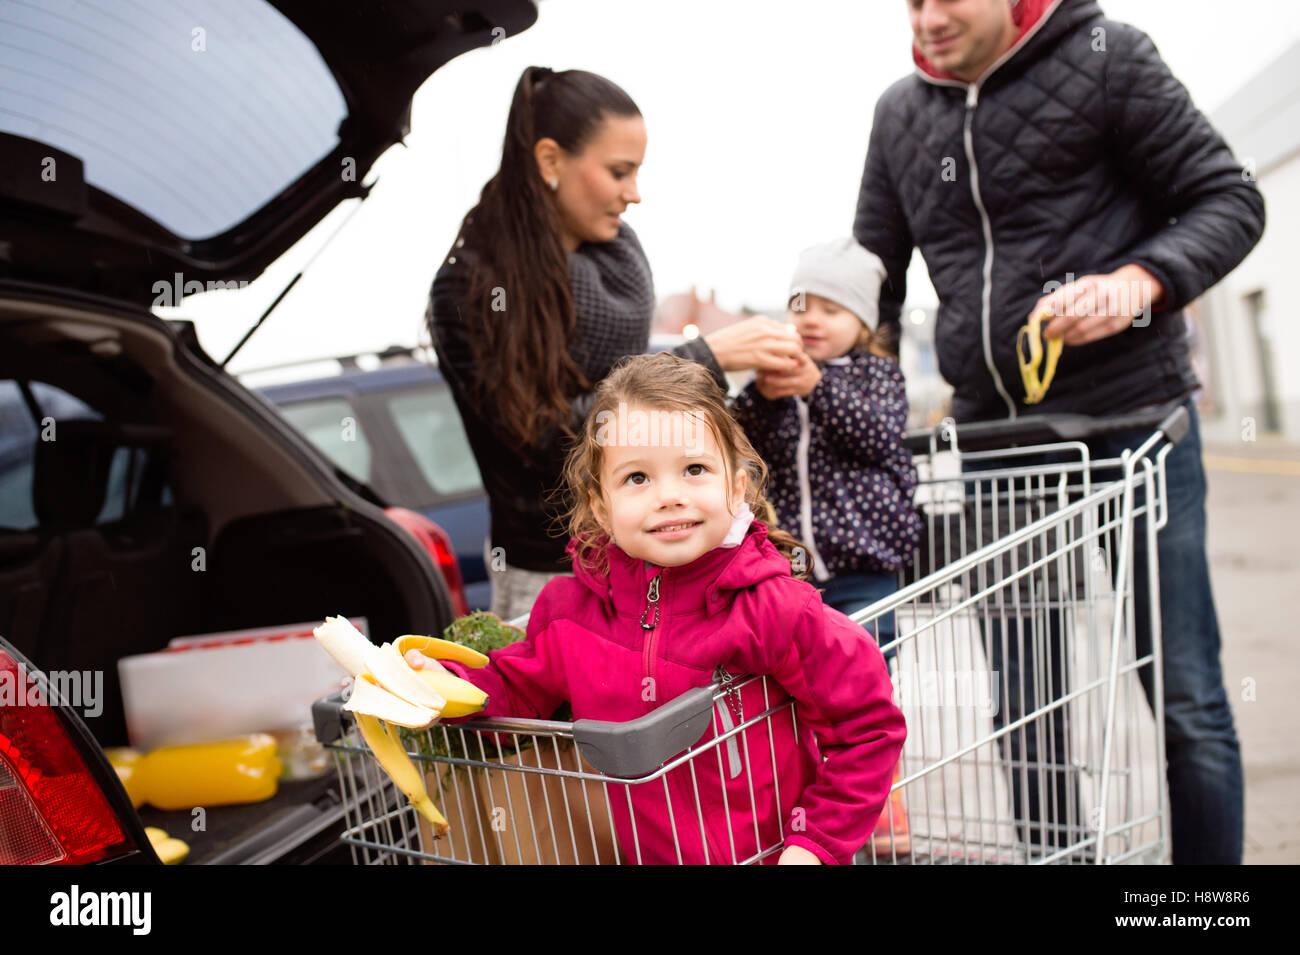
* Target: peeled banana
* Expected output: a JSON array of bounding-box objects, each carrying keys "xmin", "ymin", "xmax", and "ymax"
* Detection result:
[{"xmin": 312, "ymin": 616, "xmax": 489, "ymax": 838}]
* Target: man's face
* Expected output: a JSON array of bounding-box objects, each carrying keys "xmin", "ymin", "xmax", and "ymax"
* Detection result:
[{"xmin": 908, "ymin": 0, "xmax": 1017, "ymax": 82}]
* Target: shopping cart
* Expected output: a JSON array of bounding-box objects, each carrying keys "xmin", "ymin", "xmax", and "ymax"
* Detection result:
[
  {"xmin": 855, "ymin": 404, "xmax": 1186, "ymax": 865},
  {"xmin": 312, "ymin": 670, "xmax": 801, "ymax": 864},
  {"xmin": 312, "ymin": 404, "xmax": 1186, "ymax": 865}
]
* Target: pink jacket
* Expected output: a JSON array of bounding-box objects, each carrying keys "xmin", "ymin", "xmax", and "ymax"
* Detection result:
[{"xmin": 440, "ymin": 519, "xmax": 906, "ymax": 865}]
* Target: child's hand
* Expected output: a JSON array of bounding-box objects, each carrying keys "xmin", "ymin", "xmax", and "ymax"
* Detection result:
[
  {"xmin": 404, "ymin": 649, "xmax": 452, "ymax": 676},
  {"xmin": 777, "ymin": 844, "xmax": 822, "ymax": 865},
  {"xmin": 755, "ymin": 353, "xmax": 822, "ymax": 400}
]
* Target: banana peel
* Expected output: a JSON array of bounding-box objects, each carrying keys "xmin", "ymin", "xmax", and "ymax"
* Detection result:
[
  {"xmin": 1016, "ymin": 309, "xmax": 1064, "ymax": 405},
  {"xmin": 312, "ymin": 616, "xmax": 489, "ymax": 838},
  {"xmin": 354, "ymin": 711, "xmax": 450, "ymax": 837}
]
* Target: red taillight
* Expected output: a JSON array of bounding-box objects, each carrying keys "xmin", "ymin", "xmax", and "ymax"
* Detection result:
[
  {"xmin": 0, "ymin": 650, "xmax": 133, "ymax": 864},
  {"xmin": 384, "ymin": 507, "xmax": 470, "ymax": 617}
]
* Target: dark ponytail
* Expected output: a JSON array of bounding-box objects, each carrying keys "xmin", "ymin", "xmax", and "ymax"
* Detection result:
[{"xmin": 452, "ymin": 67, "xmax": 641, "ymax": 449}]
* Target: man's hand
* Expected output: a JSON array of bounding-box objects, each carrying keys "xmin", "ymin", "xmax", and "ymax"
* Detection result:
[
  {"xmin": 777, "ymin": 844, "xmax": 822, "ymax": 865},
  {"xmin": 755, "ymin": 352, "xmax": 822, "ymax": 400},
  {"xmin": 1032, "ymin": 265, "xmax": 1166, "ymax": 346}
]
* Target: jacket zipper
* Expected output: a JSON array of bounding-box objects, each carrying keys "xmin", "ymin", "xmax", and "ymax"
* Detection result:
[
  {"xmin": 962, "ymin": 82, "xmax": 1018, "ymax": 419},
  {"xmin": 641, "ymin": 565, "xmax": 663, "ymax": 714},
  {"xmin": 713, "ymin": 665, "xmax": 744, "ymax": 779},
  {"xmin": 793, "ymin": 396, "xmax": 831, "ymax": 581},
  {"xmin": 913, "ymin": 1, "xmax": 1067, "ymax": 420},
  {"xmin": 640, "ymin": 566, "xmax": 728, "ymax": 862}
]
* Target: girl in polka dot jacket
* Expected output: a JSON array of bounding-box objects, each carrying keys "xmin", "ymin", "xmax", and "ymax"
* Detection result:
[{"xmin": 730, "ymin": 237, "xmax": 923, "ymax": 638}]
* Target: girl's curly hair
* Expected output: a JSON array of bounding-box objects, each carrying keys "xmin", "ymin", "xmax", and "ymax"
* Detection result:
[{"xmin": 554, "ymin": 352, "xmax": 811, "ymax": 579}]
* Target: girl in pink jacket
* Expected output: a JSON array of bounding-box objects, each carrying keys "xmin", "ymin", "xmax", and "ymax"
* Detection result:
[{"xmin": 425, "ymin": 352, "xmax": 905, "ymax": 865}]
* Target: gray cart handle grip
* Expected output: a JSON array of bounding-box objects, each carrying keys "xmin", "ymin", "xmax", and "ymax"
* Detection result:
[
  {"xmin": 312, "ymin": 688, "xmax": 351, "ymax": 745},
  {"xmin": 572, "ymin": 681, "xmax": 721, "ymax": 779},
  {"xmin": 902, "ymin": 401, "xmax": 1190, "ymax": 454}
]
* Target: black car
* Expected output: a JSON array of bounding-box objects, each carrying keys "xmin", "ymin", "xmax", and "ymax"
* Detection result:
[{"xmin": 0, "ymin": 0, "xmax": 538, "ymax": 865}]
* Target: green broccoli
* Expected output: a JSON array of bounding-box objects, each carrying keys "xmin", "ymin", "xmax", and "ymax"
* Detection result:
[{"xmin": 440, "ymin": 611, "xmax": 527, "ymax": 657}]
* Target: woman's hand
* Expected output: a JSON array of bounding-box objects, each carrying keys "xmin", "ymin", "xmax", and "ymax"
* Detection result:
[
  {"xmin": 704, "ymin": 316, "xmax": 803, "ymax": 373},
  {"xmin": 777, "ymin": 844, "xmax": 822, "ymax": 865},
  {"xmin": 754, "ymin": 352, "xmax": 821, "ymax": 400}
]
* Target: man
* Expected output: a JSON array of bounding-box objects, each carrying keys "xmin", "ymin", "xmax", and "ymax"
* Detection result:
[{"xmin": 852, "ymin": 0, "xmax": 1264, "ymax": 864}]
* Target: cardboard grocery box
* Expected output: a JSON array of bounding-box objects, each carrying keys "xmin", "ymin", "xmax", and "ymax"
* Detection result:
[{"xmin": 417, "ymin": 737, "xmax": 621, "ymax": 865}]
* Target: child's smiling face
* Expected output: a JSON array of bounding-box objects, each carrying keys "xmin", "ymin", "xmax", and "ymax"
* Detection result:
[
  {"xmin": 591, "ymin": 403, "xmax": 747, "ymax": 568},
  {"xmin": 789, "ymin": 292, "xmax": 863, "ymax": 362}
]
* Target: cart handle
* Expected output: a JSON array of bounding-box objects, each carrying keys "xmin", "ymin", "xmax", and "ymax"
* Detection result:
[
  {"xmin": 312, "ymin": 677, "xmax": 736, "ymax": 780},
  {"xmin": 902, "ymin": 401, "xmax": 1190, "ymax": 454},
  {"xmin": 571, "ymin": 682, "xmax": 718, "ymax": 779},
  {"xmin": 312, "ymin": 688, "xmax": 351, "ymax": 745}
]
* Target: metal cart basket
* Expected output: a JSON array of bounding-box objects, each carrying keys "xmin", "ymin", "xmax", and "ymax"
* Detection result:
[{"xmin": 313, "ymin": 405, "xmax": 1187, "ymax": 865}]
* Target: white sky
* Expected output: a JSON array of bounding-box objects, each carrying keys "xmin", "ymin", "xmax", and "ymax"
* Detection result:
[{"xmin": 169, "ymin": 0, "xmax": 1300, "ymax": 375}]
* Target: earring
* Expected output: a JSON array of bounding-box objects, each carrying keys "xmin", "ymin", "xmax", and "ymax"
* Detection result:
[{"xmin": 548, "ymin": 178, "xmax": 558, "ymax": 192}]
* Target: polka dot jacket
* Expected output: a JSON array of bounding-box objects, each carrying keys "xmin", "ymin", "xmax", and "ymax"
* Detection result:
[{"xmin": 730, "ymin": 349, "xmax": 922, "ymax": 579}]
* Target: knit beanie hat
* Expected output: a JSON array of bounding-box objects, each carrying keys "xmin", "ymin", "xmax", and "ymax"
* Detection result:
[{"xmin": 787, "ymin": 238, "xmax": 888, "ymax": 331}]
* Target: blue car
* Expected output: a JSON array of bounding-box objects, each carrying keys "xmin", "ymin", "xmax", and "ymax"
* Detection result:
[{"xmin": 253, "ymin": 352, "xmax": 491, "ymax": 612}]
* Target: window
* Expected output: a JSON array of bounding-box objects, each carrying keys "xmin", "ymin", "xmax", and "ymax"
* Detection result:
[
  {"xmin": 277, "ymin": 397, "xmax": 372, "ymax": 482},
  {"xmin": 1, "ymin": 0, "xmax": 346, "ymax": 239},
  {"xmin": 1243, "ymin": 289, "xmax": 1281, "ymax": 433},
  {"xmin": 0, "ymin": 381, "xmax": 103, "ymax": 530},
  {"xmin": 387, "ymin": 388, "xmax": 483, "ymax": 497}
]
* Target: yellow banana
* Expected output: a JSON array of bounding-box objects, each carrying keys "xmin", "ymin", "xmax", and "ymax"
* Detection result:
[
  {"xmin": 410, "ymin": 664, "xmax": 489, "ymax": 719},
  {"xmin": 387, "ymin": 639, "xmax": 488, "ymax": 718},
  {"xmin": 395, "ymin": 634, "xmax": 490, "ymax": 669},
  {"xmin": 354, "ymin": 711, "xmax": 449, "ymax": 838},
  {"xmin": 1016, "ymin": 309, "xmax": 1064, "ymax": 404}
]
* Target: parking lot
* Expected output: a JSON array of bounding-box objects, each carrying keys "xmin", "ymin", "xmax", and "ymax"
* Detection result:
[{"xmin": 1202, "ymin": 436, "xmax": 1300, "ymax": 863}]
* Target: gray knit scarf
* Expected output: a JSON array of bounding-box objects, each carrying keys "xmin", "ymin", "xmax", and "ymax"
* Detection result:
[{"xmin": 566, "ymin": 222, "xmax": 657, "ymax": 380}]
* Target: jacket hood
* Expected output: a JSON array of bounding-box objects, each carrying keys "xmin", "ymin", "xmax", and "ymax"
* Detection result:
[
  {"xmin": 912, "ymin": 0, "xmax": 1099, "ymax": 83},
  {"xmin": 565, "ymin": 519, "xmax": 795, "ymax": 617}
]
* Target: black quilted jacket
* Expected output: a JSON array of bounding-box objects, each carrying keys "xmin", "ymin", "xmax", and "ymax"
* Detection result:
[
  {"xmin": 731, "ymin": 351, "xmax": 922, "ymax": 577},
  {"xmin": 853, "ymin": 0, "xmax": 1265, "ymax": 423}
]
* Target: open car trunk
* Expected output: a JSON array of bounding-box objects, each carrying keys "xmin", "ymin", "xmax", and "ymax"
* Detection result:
[{"xmin": 0, "ymin": 289, "xmax": 453, "ymax": 862}]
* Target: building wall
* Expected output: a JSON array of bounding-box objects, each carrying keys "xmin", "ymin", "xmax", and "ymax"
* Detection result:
[{"xmin": 1198, "ymin": 155, "xmax": 1300, "ymax": 442}]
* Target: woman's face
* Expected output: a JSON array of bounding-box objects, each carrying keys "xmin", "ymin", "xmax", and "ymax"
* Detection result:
[{"xmin": 541, "ymin": 113, "xmax": 646, "ymax": 250}]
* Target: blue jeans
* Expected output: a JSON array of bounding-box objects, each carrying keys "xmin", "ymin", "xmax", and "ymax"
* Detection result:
[
  {"xmin": 962, "ymin": 398, "xmax": 1243, "ymax": 864},
  {"xmin": 819, "ymin": 571, "xmax": 900, "ymax": 666}
]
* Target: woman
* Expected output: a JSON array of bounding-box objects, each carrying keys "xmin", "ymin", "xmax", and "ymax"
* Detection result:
[{"xmin": 428, "ymin": 66, "xmax": 802, "ymax": 620}]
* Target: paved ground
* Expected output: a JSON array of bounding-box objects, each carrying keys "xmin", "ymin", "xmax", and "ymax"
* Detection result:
[{"xmin": 1201, "ymin": 435, "xmax": 1300, "ymax": 864}]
